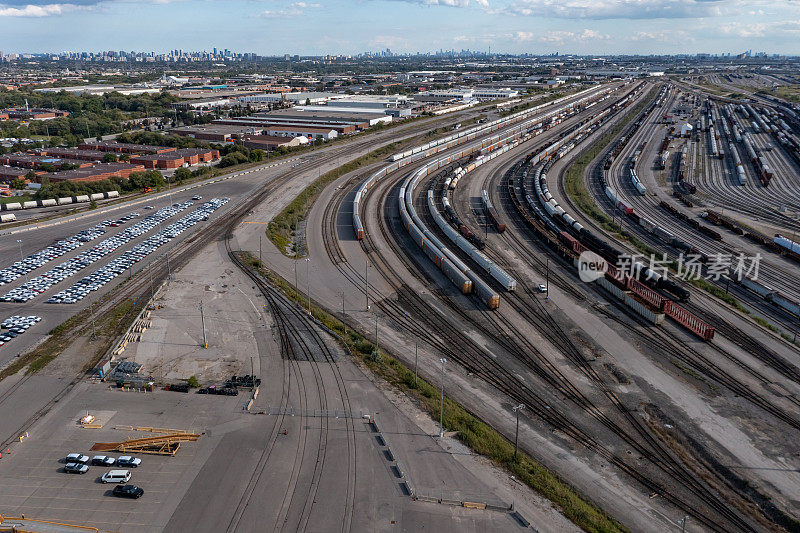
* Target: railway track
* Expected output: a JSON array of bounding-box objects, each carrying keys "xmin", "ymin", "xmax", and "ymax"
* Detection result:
[
  {"xmin": 320, "ymin": 137, "xmax": 761, "ymax": 530},
  {"xmin": 227, "ymin": 227, "xmax": 357, "ymax": 531},
  {"xmin": 473, "ymin": 121, "xmax": 799, "ymax": 529},
  {"xmin": 432, "ymin": 154, "xmax": 776, "ymax": 531}
]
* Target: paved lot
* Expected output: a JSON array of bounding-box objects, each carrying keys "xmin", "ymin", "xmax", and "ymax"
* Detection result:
[{"xmin": 0, "ymin": 382, "xmax": 243, "ymax": 531}]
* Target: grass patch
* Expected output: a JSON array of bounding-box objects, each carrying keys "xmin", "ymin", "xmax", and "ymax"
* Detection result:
[
  {"xmin": 670, "ymin": 358, "xmax": 706, "ymax": 382},
  {"xmin": 239, "ymin": 252, "xmax": 626, "ymax": 533},
  {"xmin": 563, "ymin": 92, "xmax": 656, "ymax": 246},
  {"xmin": 0, "ymin": 195, "xmax": 31, "ymax": 204}
]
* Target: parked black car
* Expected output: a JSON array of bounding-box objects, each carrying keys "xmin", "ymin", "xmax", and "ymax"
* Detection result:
[{"xmin": 112, "ymin": 485, "xmax": 144, "ymax": 499}]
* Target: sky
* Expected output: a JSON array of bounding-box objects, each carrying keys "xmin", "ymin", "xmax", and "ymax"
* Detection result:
[{"xmin": 0, "ymin": 0, "xmax": 799, "ymax": 56}]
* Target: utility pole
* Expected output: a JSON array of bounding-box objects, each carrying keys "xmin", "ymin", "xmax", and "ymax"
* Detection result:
[
  {"xmin": 129, "ymin": 263, "xmax": 133, "ymax": 279},
  {"xmin": 365, "ymin": 260, "xmax": 370, "ymax": 310},
  {"xmin": 199, "ymin": 301, "xmax": 208, "ymax": 348},
  {"xmin": 294, "ymin": 256, "xmax": 298, "ymax": 289},
  {"xmin": 375, "ymin": 315, "xmax": 379, "ymax": 352},
  {"xmin": 512, "ymin": 404, "xmax": 525, "ymax": 461},
  {"xmin": 90, "ymin": 297, "xmax": 96, "ymax": 340},
  {"xmin": 259, "ymin": 235, "xmax": 262, "ymax": 263},
  {"xmin": 149, "ymin": 263, "xmax": 154, "ymax": 301},
  {"xmin": 546, "ymin": 258, "xmax": 550, "ymax": 300},
  {"xmin": 165, "ymin": 252, "xmax": 171, "ymax": 282},
  {"xmin": 439, "ymin": 358, "xmax": 447, "ymax": 437},
  {"xmin": 680, "ymin": 515, "xmax": 689, "ymax": 533},
  {"xmin": 305, "ymin": 258, "xmax": 311, "ymax": 316},
  {"xmin": 14, "ymin": 239, "xmax": 29, "ymax": 284}
]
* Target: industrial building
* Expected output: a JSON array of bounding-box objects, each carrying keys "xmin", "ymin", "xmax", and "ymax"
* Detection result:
[
  {"xmin": 0, "ymin": 166, "xmax": 38, "ymax": 180},
  {"xmin": 41, "ymin": 162, "xmax": 146, "ymax": 182},
  {"xmin": 34, "ymin": 85, "xmax": 162, "ymax": 96},
  {"xmin": 130, "ymin": 147, "xmax": 220, "ymax": 169},
  {"xmin": 214, "ymin": 117, "xmax": 354, "ymax": 135},
  {"xmin": 78, "ymin": 141, "xmax": 177, "ymax": 155},
  {"xmin": 291, "ymin": 105, "xmax": 400, "ymax": 122},
  {"xmin": 1, "ymin": 108, "xmax": 70, "ymax": 120},
  {"xmin": 236, "ymin": 91, "xmax": 347, "ymax": 106},
  {"xmin": 171, "ymin": 124, "xmax": 266, "ymax": 142},
  {"xmin": 240, "ymin": 135, "xmax": 308, "ymax": 150},
  {"xmin": 34, "ymin": 147, "xmax": 106, "ymax": 162},
  {"xmin": 263, "ymin": 126, "xmax": 337, "ymax": 140},
  {"xmin": 0, "ymin": 153, "xmax": 93, "ymax": 170},
  {"xmin": 171, "ymin": 96, "xmax": 232, "ymax": 110}
]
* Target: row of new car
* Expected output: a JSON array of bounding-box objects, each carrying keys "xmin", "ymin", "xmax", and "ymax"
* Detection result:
[
  {"xmin": 48, "ymin": 198, "xmax": 228, "ymax": 304},
  {"xmin": 63, "ymin": 453, "xmax": 144, "ymax": 499},
  {"xmin": 0, "ymin": 314, "xmax": 40, "ymax": 347},
  {"xmin": 0, "ymin": 229, "xmax": 106, "ymax": 287},
  {"xmin": 1, "ymin": 204, "xmax": 191, "ymax": 304}
]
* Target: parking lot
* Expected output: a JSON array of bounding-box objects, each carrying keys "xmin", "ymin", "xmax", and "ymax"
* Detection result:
[
  {"xmin": 0, "ymin": 315, "xmax": 41, "ymax": 349},
  {"xmin": 0, "ymin": 382, "xmax": 243, "ymax": 532}
]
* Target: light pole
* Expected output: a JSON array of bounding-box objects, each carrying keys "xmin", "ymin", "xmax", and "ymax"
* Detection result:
[
  {"xmin": 439, "ymin": 357, "xmax": 447, "ymax": 438},
  {"xmin": 89, "ymin": 297, "xmax": 96, "ymax": 340},
  {"xmin": 545, "ymin": 258, "xmax": 549, "ymax": 300},
  {"xmin": 679, "ymin": 515, "xmax": 689, "ymax": 533},
  {"xmin": 512, "ymin": 404, "xmax": 525, "ymax": 461},
  {"xmin": 16, "ymin": 240, "xmax": 28, "ymax": 283},
  {"xmin": 305, "ymin": 258, "xmax": 311, "ymax": 316},
  {"xmin": 365, "ymin": 260, "xmax": 370, "ymax": 311},
  {"xmin": 199, "ymin": 301, "xmax": 207, "ymax": 348},
  {"xmin": 165, "ymin": 252, "xmax": 171, "ymax": 281}
]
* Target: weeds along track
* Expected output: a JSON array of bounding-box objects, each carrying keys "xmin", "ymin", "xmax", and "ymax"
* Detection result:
[{"xmin": 320, "ymin": 156, "xmax": 758, "ymax": 531}]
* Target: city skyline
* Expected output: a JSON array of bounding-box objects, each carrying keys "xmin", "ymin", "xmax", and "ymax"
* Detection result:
[{"xmin": 0, "ymin": 0, "xmax": 799, "ymax": 56}]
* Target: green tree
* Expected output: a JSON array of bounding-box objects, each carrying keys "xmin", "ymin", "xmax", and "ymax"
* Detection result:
[
  {"xmin": 173, "ymin": 167, "xmax": 191, "ymax": 182},
  {"xmin": 102, "ymin": 153, "xmax": 118, "ymax": 163},
  {"xmin": 10, "ymin": 177, "xmax": 27, "ymax": 189}
]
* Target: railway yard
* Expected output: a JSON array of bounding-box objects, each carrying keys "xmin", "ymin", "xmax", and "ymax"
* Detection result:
[{"xmin": 3, "ymin": 72, "xmax": 800, "ymax": 533}]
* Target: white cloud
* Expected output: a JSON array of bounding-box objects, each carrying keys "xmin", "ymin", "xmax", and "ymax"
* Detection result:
[
  {"xmin": 513, "ymin": 28, "xmax": 609, "ymax": 43},
  {"xmin": 0, "ymin": 3, "xmax": 84, "ymax": 16},
  {"xmin": 499, "ymin": 0, "xmax": 724, "ymax": 20},
  {"xmin": 262, "ymin": 1, "xmax": 320, "ymax": 17},
  {"xmin": 380, "ymin": 0, "xmax": 488, "ymax": 8},
  {"xmin": 630, "ymin": 29, "xmax": 690, "ymax": 41}
]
